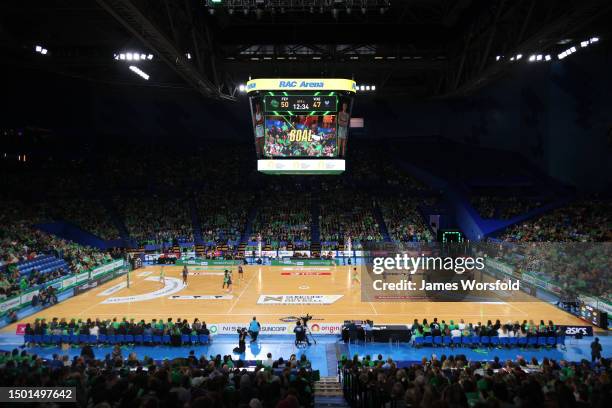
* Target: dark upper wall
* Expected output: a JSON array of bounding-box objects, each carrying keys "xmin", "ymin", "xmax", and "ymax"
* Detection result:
[{"xmin": 441, "ymin": 49, "xmax": 612, "ymax": 192}]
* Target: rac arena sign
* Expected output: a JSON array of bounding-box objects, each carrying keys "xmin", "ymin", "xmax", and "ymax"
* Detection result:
[{"xmin": 246, "ymin": 78, "xmax": 356, "ymax": 93}]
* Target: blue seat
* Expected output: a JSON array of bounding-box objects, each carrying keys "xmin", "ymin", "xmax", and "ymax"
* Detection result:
[
  {"xmin": 490, "ymin": 337, "xmax": 500, "ymax": 346},
  {"xmin": 508, "ymin": 337, "xmax": 518, "ymax": 347},
  {"xmin": 499, "ymin": 337, "xmax": 509, "ymax": 347},
  {"xmin": 414, "ymin": 337, "xmax": 424, "ymax": 347},
  {"xmin": 181, "ymin": 334, "xmax": 190, "ymax": 344},
  {"xmin": 124, "ymin": 335, "xmax": 134, "ymax": 343},
  {"xmin": 79, "ymin": 334, "xmax": 89, "ymax": 343},
  {"xmin": 547, "ymin": 337, "xmax": 557, "ymax": 346},
  {"xmin": 69, "ymin": 334, "xmax": 79, "ymax": 344},
  {"xmin": 42, "ymin": 334, "xmax": 52, "ymax": 344},
  {"xmin": 442, "ymin": 336, "xmax": 452, "ymax": 345},
  {"xmin": 452, "ymin": 337, "xmax": 462, "ymax": 346},
  {"xmin": 162, "ymin": 335, "xmax": 171, "ymax": 344},
  {"xmin": 144, "ymin": 335, "xmax": 153, "ymax": 343},
  {"xmin": 538, "ymin": 337, "xmax": 547, "ymax": 347},
  {"xmin": 461, "ymin": 336, "xmax": 471, "ymax": 346},
  {"xmin": 423, "ymin": 335, "xmax": 433, "ymax": 345},
  {"xmin": 480, "ymin": 336, "xmax": 490, "ymax": 346},
  {"xmin": 51, "ymin": 335, "xmax": 62, "ymax": 344},
  {"xmin": 557, "ymin": 336, "xmax": 565, "ymax": 346},
  {"xmin": 153, "ymin": 335, "xmax": 162, "ymax": 344},
  {"xmin": 518, "ymin": 337, "xmax": 528, "ymax": 347},
  {"xmin": 107, "ymin": 335, "xmax": 117, "ymax": 344},
  {"xmin": 191, "ymin": 335, "xmax": 199, "ymax": 344},
  {"xmin": 24, "ymin": 334, "xmax": 33, "ymax": 343},
  {"xmin": 89, "ymin": 335, "xmax": 97, "ymax": 343},
  {"xmin": 97, "ymin": 334, "xmax": 107, "ymax": 343},
  {"xmin": 61, "ymin": 334, "xmax": 71, "ymax": 343},
  {"xmin": 433, "ymin": 336, "xmax": 443, "ymax": 346},
  {"xmin": 134, "ymin": 335, "xmax": 143, "ymax": 344},
  {"xmin": 115, "ymin": 334, "xmax": 125, "ymax": 344},
  {"xmin": 199, "ymin": 334, "xmax": 210, "ymax": 344},
  {"xmin": 528, "ymin": 337, "xmax": 538, "ymax": 347}
]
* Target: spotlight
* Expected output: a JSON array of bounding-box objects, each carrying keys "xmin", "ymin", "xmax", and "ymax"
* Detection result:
[
  {"xmin": 243, "ymin": 8, "xmax": 249, "ymax": 15},
  {"xmin": 41, "ymin": 48, "xmax": 48, "ymax": 55},
  {"xmin": 528, "ymin": 55, "xmax": 536, "ymax": 61},
  {"xmin": 558, "ymin": 52, "xmax": 567, "ymax": 60},
  {"xmin": 209, "ymin": 8, "xmax": 215, "ymax": 15},
  {"xmin": 126, "ymin": 53, "xmax": 133, "ymax": 60},
  {"xmin": 495, "ymin": 55, "xmax": 501, "ymax": 61},
  {"xmin": 147, "ymin": 54, "xmax": 153, "ymax": 60},
  {"xmin": 120, "ymin": 53, "xmax": 126, "ymax": 60},
  {"xmin": 570, "ymin": 46, "xmax": 576, "ymax": 53},
  {"xmin": 359, "ymin": 85, "xmax": 365, "ymax": 91},
  {"xmin": 128, "ymin": 65, "xmax": 149, "ymax": 80},
  {"xmin": 186, "ymin": 52, "xmax": 192, "ymax": 59},
  {"xmin": 140, "ymin": 54, "xmax": 146, "ymax": 60},
  {"xmin": 545, "ymin": 55, "xmax": 551, "ymax": 61},
  {"xmin": 114, "ymin": 54, "xmax": 119, "ymax": 60},
  {"xmin": 35, "ymin": 45, "xmax": 42, "ymax": 52},
  {"xmin": 371, "ymin": 85, "xmax": 376, "ymax": 91},
  {"xmin": 510, "ymin": 56, "xmax": 515, "ymax": 61},
  {"xmin": 239, "ymin": 84, "xmax": 246, "ymax": 92},
  {"xmin": 133, "ymin": 54, "xmax": 140, "ymax": 60},
  {"xmin": 590, "ymin": 37, "xmax": 599, "ymax": 43},
  {"xmin": 365, "ymin": 85, "xmax": 370, "ymax": 90},
  {"xmin": 228, "ymin": 8, "xmax": 234, "ymax": 15},
  {"xmin": 580, "ymin": 41, "xmax": 589, "ymax": 47},
  {"xmin": 516, "ymin": 54, "xmax": 522, "ymax": 60},
  {"xmin": 536, "ymin": 54, "xmax": 542, "ymax": 61}
]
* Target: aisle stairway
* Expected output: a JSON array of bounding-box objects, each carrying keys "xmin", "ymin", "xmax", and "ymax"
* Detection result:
[{"xmin": 314, "ymin": 377, "xmax": 349, "ymax": 407}]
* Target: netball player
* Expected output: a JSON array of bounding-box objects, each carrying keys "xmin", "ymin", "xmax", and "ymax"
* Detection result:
[
  {"xmin": 351, "ymin": 267, "xmax": 360, "ymax": 286},
  {"xmin": 159, "ymin": 265, "xmax": 165, "ymax": 283},
  {"xmin": 223, "ymin": 269, "xmax": 233, "ymax": 292},
  {"xmin": 238, "ymin": 264, "xmax": 244, "ymax": 280},
  {"xmin": 182, "ymin": 265, "xmax": 188, "ymax": 285}
]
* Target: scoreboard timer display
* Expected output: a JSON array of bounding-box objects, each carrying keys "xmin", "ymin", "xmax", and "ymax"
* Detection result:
[
  {"xmin": 579, "ymin": 303, "xmax": 608, "ymax": 329},
  {"xmin": 264, "ymin": 95, "xmax": 337, "ymax": 113}
]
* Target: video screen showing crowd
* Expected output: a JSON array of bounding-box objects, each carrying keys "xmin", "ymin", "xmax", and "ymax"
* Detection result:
[{"xmin": 248, "ymin": 79, "xmax": 354, "ymax": 159}]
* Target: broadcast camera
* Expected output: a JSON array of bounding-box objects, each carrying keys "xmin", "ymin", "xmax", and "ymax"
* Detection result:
[{"xmin": 298, "ymin": 313, "xmax": 313, "ymax": 327}]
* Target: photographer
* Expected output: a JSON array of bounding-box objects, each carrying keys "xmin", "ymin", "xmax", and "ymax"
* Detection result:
[
  {"xmin": 248, "ymin": 316, "xmax": 261, "ymax": 342},
  {"xmin": 233, "ymin": 327, "xmax": 248, "ymax": 354},
  {"xmin": 294, "ymin": 320, "xmax": 309, "ymax": 346}
]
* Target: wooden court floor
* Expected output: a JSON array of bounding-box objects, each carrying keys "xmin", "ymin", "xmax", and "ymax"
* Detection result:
[{"xmin": 3, "ymin": 265, "xmax": 589, "ymax": 332}]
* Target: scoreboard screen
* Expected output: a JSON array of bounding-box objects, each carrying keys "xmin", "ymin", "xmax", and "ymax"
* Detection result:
[
  {"xmin": 247, "ymin": 78, "xmax": 356, "ymax": 174},
  {"xmin": 264, "ymin": 95, "xmax": 337, "ymax": 113}
]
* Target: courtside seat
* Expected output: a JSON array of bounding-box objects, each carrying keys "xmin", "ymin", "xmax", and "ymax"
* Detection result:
[
  {"xmin": 423, "ymin": 335, "xmax": 433, "ymax": 346},
  {"xmin": 181, "ymin": 334, "xmax": 190, "ymax": 345},
  {"xmin": 143, "ymin": 335, "xmax": 153, "ymax": 344},
  {"xmin": 414, "ymin": 337, "xmax": 424, "ymax": 347},
  {"xmin": 69, "ymin": 334, "xmax": 79, "ymax": 344},
  {"xmin": 538, "ymin": 337, "xmax": 548, "ymax": 347},
  {"xmin": 547, "ymin": 337, "xmax": 557, "ymax": 346},
  {"xmin": 433, "ymin": 336, "xmax": 443, "ymax": 346},
  {"xmin": 162, "ymin": 335, "xmax": 171, "ymax": 344},
  {"xmin": 24, "ymin": 334, "xmax": 33, "ymax": 343},
  {"xmin": 499, "ymin": 337, "xmax": 509, "ymax": 347},
  {"xmin": 134, "ymin": 335, "xmax": 143, "ymax": 344},
  {"xmin": 79, "ymin": 334, "xmax": 89, "ymax": 343},
  {"xmin": 88, "ymin": 335, "xmax": 97, "ymax": 343},
  {"xmin": 199, "ymin": 334, "xmax": 210, "ymax": 344},
  {"xmin": 442, "ymin": 336, "xmax": 452, "ymax": 346},
  {"xmin": 33, "ymin": 334, "xmax": 42, "ymax": 344},
  {"xmin": 61, "ymin": 334, "xmax": 70, "ymax": 343},
  {"xmin": 490, "ymin": 337, "xmax": 499, "ymax": 346},
  {"xmin": 124, "ymin": 335, "xmax": 134, "ymax": 343},
  {"xmin": 557, "ymin": 336, "xmax": 566, "ymax": 346},
  {"xmin": 480, "ymin": 336, "xmax": 490, "ymax": 346},
  {"xmin": 153, "ymin": 335, "xmax": 162, "ymax": 344},
  {"xmin": 461, "ymin": 336, "xmax": 471, "ymax": 346},
  {"xmin": 97, "ymin": 334, "xmax": 107, "ymax": 343},
  {"xmin": 115, "ymin": 334, "xmax": 125, "ymax": 344},
  {"xmin": 52, "ymin": 335, "xmax": 62, "ymax": 344},
  {"xmin": 191, "ymin": 335, "xmax": 199, "ymax": 344},
  {"xmin": 42, "ymin": 334, "xmax": 52, "ymax": 344},
  {"xmin": 518, "ymin": 337, "xmax": 528, "ymax": 347},
  {"xmin": 528, "ymin": 337, "xmax": 538, "ymax": 347},
  {"xmin": 452, "ymin": 337, "xmax": 462, "ymax": 346},
  {"xmin": 107, "ymin": 335, "xmax": 117, "ymax": 344},
  {"xmin": 508, "ymin": 337, "xmax": 518, "ymax": 347}
]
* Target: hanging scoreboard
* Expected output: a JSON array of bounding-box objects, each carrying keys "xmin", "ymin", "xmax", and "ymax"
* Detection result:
[{"xmin": 247, "ymin": 78, "xmax": 356, "ymax": 175}]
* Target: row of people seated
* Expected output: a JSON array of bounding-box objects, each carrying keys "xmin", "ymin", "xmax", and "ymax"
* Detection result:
[{"xmin": 410, "ymin": 317, "xmax": 560, "ymax": 338}]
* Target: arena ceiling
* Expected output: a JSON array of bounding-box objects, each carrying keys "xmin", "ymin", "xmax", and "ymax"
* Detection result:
[{"xmin": 1, "ymin": 0, "xmax": 611, "ymax": 100}]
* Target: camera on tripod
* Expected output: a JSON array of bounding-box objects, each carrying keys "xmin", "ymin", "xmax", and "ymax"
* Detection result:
[{"xmin": 298, "ymin": 313, "xmax": 313, "ymax": 327}]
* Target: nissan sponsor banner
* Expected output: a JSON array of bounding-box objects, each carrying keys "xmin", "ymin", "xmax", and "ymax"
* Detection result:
[
  {"xmin": 257, "ymin": 294, "xmax": 343, "ymax": 305},
  {"xmin": 0, "ymin": 297, "xmax": 21, "ymax": 313},
  {"xmin": 559, "ymin": 325, "xmax": 594, "ymax": 337},
  {"xmin": 208, "ymin": 323, "xmax": 290, "ymax": 336}
]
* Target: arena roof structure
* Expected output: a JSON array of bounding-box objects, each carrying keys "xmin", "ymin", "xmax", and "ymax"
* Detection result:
[{"xmin": 1, "ymin": 0, "xmax": 611, "ymax": 100}]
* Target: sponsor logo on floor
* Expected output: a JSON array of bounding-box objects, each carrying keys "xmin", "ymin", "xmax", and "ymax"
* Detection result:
[
  {"xmin": 281, "ymin": 272, "xmax": 332, "ymax": 276},
  {"xmin": 168, "ymin": 295, "xmax": 233, "ymax": 300},
  {"xmin": 257, "ymin": 294, "xmax": 343, "ymax": 305},
  {"xmin": 101, "ymin": 277, "xmax": 184, "ymax": 304},
  {"xmin": 188, "ymin": 272, "xmax": 225, "ymax": 276},
  {"xmin": 98, "ymin": 282, "xmax": 127, "ymax": 296}
]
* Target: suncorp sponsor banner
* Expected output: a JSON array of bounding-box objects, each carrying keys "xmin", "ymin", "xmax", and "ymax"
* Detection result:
[
  {"xmin": 257, "ymin": 294, "xmax": 343, "ymax": 305},
  {"xmin": 20, "ymin": 290, "xmax": 39, "ymax": 305}
]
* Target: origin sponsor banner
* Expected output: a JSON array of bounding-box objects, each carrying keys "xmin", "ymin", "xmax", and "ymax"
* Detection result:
[
  {"xmin": 168, "ymin": 295, "xmax": 233, "ymax": 300},
  {"xmin": 257, "ymin": 294, "xmax": 343, "ymax": 305},
  {"xmin": 559, "ymin": 325, "xmax": 594, "ymax": 337},
  {"xmin": 207, "ymin": 323, "xmax": 290, "ymax": 336},
  {"xmin": 308, "ymin": 323, "xmax": 343, "ymax": 335}
]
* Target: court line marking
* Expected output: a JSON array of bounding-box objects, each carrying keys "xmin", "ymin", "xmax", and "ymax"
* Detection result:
[
  {"xmin": 227, "ymin": 268, "xmax": 258, "ymax": 314},
  {"xmin": 76, "ymin": 273, "xmax": 152, "ymax": 317}
]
